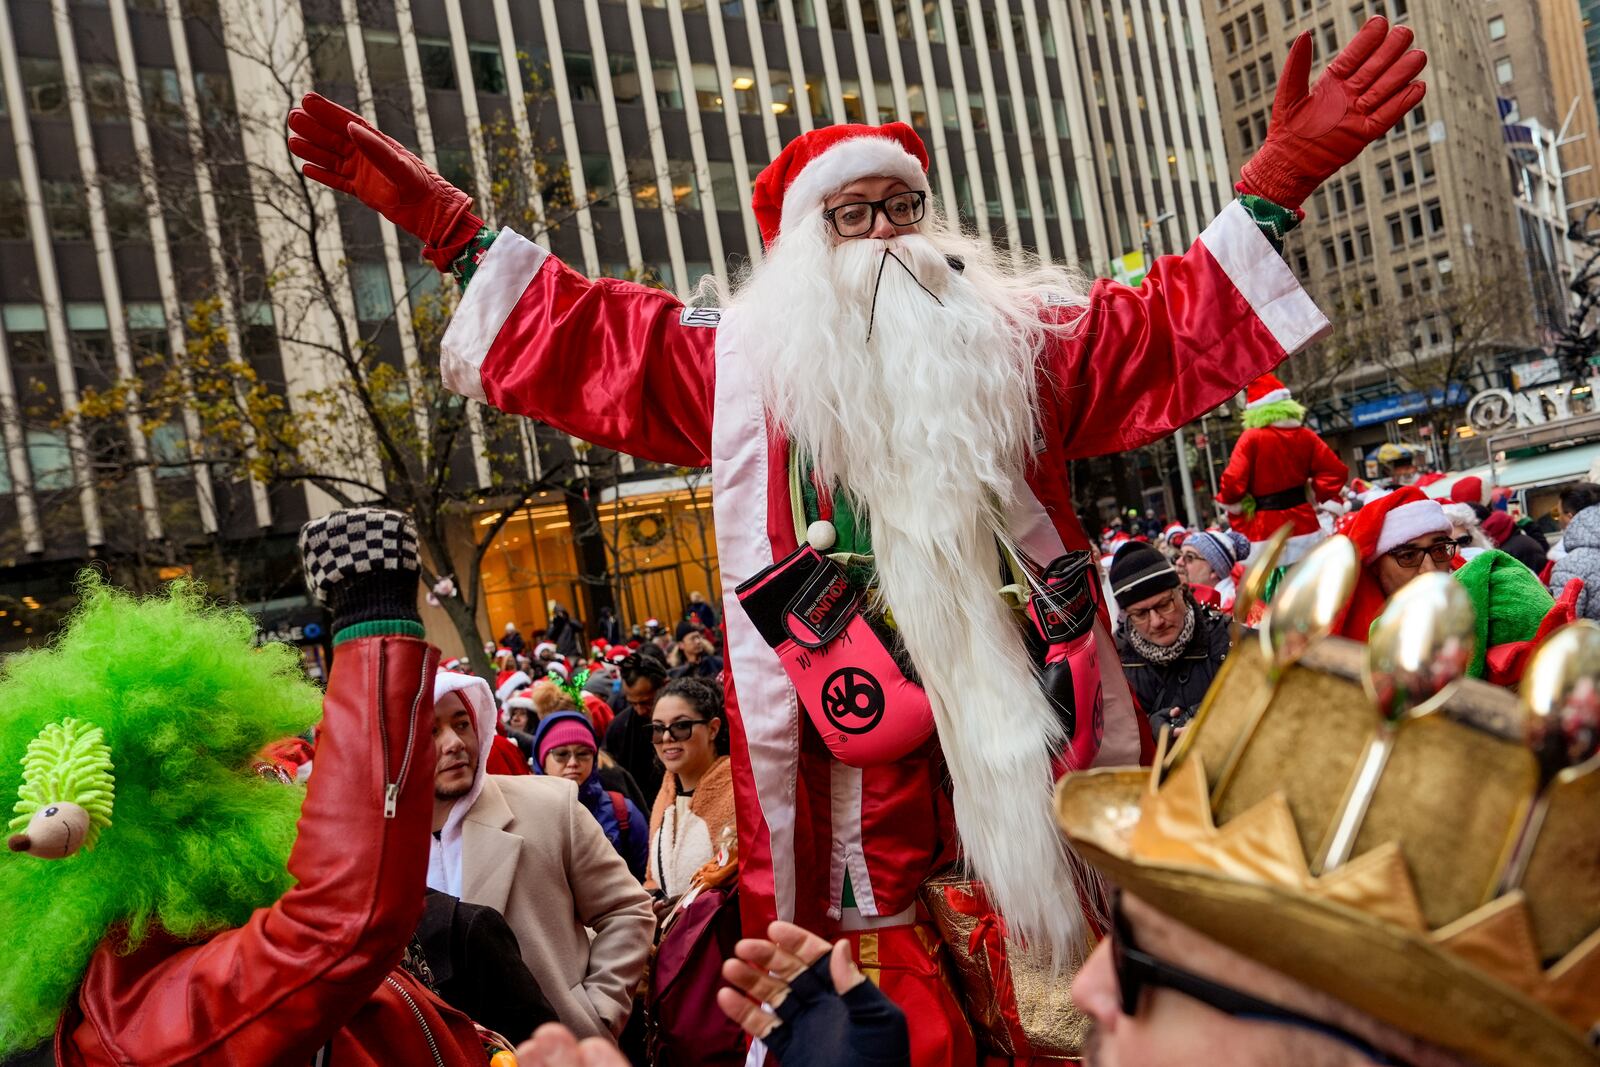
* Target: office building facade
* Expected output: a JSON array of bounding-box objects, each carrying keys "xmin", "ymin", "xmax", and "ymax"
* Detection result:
[{"xmin": 0, "ymin": 0, "xmax": 1231, "ymax": 650}]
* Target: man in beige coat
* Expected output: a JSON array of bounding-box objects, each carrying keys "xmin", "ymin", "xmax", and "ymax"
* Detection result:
[{"xmin": 428, "ymin": 671, "xmax": 654, "ymax": 1039}]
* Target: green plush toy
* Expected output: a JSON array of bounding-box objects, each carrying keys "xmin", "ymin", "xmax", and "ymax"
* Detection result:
[{"xmin": 0, "ymin": 574, "xmax": 322, "ymax": 1055}]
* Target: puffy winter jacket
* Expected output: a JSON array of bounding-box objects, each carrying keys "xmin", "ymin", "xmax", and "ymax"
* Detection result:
[
  {"xmin": 534, "ymin": 711, "xmax": 650, "ymax": 881},
  {"xmin": 1116, "ymin": 600, "xmax": 1233, "ymax": 734},
  {"xmin": 1551, "ymin": 505, "xmax": 1600, "ymax": 621}
]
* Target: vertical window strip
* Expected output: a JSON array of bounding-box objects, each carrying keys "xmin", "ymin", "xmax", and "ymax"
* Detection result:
[
  {"xmin": 992, "ymin": 0, "xmax": 1051, "ymax": 261},
  {"xmin": 936, "ymin": 0, "xmax": 989, "ymax": 237},
  {"xmin": 665, "ymin": 0, "xmax": 727, "ymax": 280},
  {"xmin": 622, "ymin": 0, "xmax": 691, "ymax": 295}
]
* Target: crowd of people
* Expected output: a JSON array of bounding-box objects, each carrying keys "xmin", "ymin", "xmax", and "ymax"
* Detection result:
[{"xmin": 9, "ymin": 16, "xmax": 1594, "ymax": 1067}]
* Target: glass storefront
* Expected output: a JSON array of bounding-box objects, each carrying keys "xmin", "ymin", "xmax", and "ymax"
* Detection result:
[{"xmin": 477, "ymin": 484, "xmax": 722, "ymax": 639}]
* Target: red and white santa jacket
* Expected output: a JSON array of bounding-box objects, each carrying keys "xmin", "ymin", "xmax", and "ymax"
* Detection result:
[
  {"xmin": 436, "ymin": 201, "xmax": 1328, "ymax": 939},
  {"xmin": 1218, "ymin": 423, "xmax": 1348, "ymax": 562}
]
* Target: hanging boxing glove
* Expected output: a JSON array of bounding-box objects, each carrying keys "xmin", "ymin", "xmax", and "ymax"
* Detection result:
[
  {"xmin": 737, "ymin": 545, "xmax": 935, "ymax": 767},
  {"xmin": 1025, "ymin": 551, "xmax": 1106, "ymax": 775}
]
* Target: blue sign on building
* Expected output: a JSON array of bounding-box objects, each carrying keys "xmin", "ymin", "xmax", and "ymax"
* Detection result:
[{"xmin": 1349, "ymin": 384, "xmax": 1471, "ymax": 428}]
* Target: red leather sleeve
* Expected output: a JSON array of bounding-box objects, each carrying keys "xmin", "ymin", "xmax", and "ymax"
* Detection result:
[
  {"xmin": 1217, "ymin": 430, "xmax": 1256, "ymax": 504},
  {"xmin": 74, "ymin": 637, "xmax": 440, "ymax": 1064},
  {"xmin": 455, "ymin": 236, "xmax": 717, "ymax": 467},
  {"xmin": 1308, "ymin": 431, "xmax": 1351, "ymax": 502}
]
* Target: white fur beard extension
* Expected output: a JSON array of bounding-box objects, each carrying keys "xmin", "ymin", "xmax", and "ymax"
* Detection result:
[{"xmin": 740, "ymin": 223, "xmax": 1091, "ymax": 964}]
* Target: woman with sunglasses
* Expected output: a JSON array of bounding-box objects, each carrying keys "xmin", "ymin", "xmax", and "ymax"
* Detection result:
[{"xmin": 645, "ymin": 677, "xmax": 735, "ymax": 903}]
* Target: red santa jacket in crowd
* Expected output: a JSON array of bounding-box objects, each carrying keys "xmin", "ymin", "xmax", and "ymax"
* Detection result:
[
  {"xmin": 435, "ymin": 201, "xmax": 1329, "ymax": 939},
  {"xmin": 60, "ymin": 636, "xmax": 488, "ymax": 1066},
  {"xmin": 1218, "ymin": 423, "xmax": 1348, "ymax": 561}
]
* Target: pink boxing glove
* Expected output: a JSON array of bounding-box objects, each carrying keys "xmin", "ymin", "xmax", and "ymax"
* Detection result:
[
  {"xmin": 1025, "ymin": 552, "xmax": 1106, "ymax": 775},
  {"xmin": 737, "ymin": 545, "xmax": 935, "ymax": 767}
]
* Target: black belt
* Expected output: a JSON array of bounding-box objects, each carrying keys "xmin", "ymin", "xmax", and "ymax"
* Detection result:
[{"xmin": 1253, "ymin": 486, "xmax": 1309, "ymax": 511}]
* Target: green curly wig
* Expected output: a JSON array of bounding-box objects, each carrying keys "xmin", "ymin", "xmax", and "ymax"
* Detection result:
[
  {"xmin": 0, "ymin": 573, "xmax": 322, "ymax": 1054},
  {"xmin": 1242, "ymin": 397, "xmax": 1307, "ymax": 429}
]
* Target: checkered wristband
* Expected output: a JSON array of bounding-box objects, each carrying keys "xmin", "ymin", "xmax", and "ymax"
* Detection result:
[{"xmin": 299, "ymin": 508, "xmax": 423, "ymax": 640}]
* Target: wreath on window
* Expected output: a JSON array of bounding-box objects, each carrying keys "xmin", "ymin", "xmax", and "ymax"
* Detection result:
[{"xmin": 626, "ymin": 512, "xmax": 668, "ymax": 547}]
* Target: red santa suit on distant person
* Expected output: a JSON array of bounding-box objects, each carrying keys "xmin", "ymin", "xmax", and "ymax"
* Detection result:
[
  {"xmin": 1217, "ymin": 373, "xmax": 1349, "ymax": 564},
  {"xmin": 287, "ymin": 19, "xmax": 1425, "ymax": 1061}
]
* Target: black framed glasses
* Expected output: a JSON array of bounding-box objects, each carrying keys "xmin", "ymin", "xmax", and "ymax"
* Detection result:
[
  {"xmin": 822, "ymin": 190, "xmax": 926, "ymax": 238},
  {"xmin": 1385, "ymin": 536, "xmax": 1467, "ymax": 570},
  {"xmin": 1109, "ymin": 892, "xmax": 1403, "ymax": 1065},
  {"xmin": 649, "ymin": 719, "xmax": 709, "ymax": 743}
]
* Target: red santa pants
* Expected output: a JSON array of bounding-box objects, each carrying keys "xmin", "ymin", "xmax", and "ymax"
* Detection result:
[{"xmin": 844, "ymin": 923, "xmax": 978, "ymax": 1067}]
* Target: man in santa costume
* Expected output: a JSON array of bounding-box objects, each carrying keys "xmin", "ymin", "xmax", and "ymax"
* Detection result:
[
  {"xmin": 1217, "ymin": 372, "xmax": 1349, "ymax": 565},
  {"xmin": 288, "ymin": 17, "xmax": 1423, "ymax": 1062}
]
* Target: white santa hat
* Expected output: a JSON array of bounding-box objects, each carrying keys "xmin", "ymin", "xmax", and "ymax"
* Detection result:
[
  {"xmin": 533, "ymin": 641, "xmax": 557, "ymax": 657},
  {"xmin": 750, "ymin": 122, "xmax": 932, "ymax": 249}
]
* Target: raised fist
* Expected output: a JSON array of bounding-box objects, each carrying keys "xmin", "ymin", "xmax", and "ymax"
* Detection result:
[
  {"xmin": 1240, "ymin": 16, "xmax": 1427, "ymax": 211},
  {"xmin": 287, "ymin": 93, "xmax": 484, "ymax": 271},
  {"xmin": 299, "ymin": 508, "xmax": 422, "ymax": 634}
]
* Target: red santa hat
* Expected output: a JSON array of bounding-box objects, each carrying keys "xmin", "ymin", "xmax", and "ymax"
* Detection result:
[
  {"xmin": 1346, "ymin": 486, "xmax": 1451, "ymax": 563},
  {"xmin": 1335, "ymin": 486, "xmax": 1454, "ymax": 641},
  {"xmin": 1449, "ymin": 476, "xmax": 1486, "ymax": 506},
  {"xmin": 505, "ymin": 688, "xmax": 536, "ymax": 714},
  {"xmin": 1244, "ymin": 373, "xmax": 1292, "ymax": 409},
  {"xmin": 751, "ymin": 123, "xmax": 931, "ymax": 249}
]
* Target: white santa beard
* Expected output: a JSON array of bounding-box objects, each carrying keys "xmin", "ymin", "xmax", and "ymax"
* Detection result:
[{"xmin": 735, "ymin": 224, "xmax": 1092, "ymax": 962}]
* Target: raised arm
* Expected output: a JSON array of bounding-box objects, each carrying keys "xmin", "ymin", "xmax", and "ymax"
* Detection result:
[
  {"xmin": 1045, "ymin": 15, "xmax": 1423, "ymax": 460},
  {"xmin": 1047, "ymin": 203, "xmax": 1328, "ymax": 460},
  {"xmin": 287, "ymin": 93, "xmax": 715, "ymax": 467},
  {"xmin": 75, "ymin": 510, "xmax": 438, "ymax": 1063}
]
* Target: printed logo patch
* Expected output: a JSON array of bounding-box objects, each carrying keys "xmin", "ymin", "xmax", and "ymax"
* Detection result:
[{"xmin": 679, "ymin": 307, "xmax": 722, "ymax": 328}]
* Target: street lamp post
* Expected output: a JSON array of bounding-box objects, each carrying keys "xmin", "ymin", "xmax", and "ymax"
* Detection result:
[{"xmin": 1144, "ymin": 211, "xmax": 1199, "ymax": 526}]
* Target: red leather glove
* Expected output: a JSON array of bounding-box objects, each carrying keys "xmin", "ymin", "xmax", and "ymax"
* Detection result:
[
  {"xmin": 287, "ymin": 92, "xmax": 484, "ymax": 271},
  {"xmin": 1238, "ymin": 15, "xmax": 1427, "ymax": 211}
]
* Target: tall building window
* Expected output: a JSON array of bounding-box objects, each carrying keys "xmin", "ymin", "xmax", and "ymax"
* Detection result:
[
  {"xmin": 139, "ymin": 67, "xmax": 184, "ymax": 127},
  {"xmin": 44, "ymin": 181, "xmax": 88, "ymax": 240},
  {"xmin": 1487, "ymin": 15, "xmax": 1506, "ymax": 40},
  {"xmin": 469, "ymin": 43, "xmax": 506, "ymax": 93},
  {"xmin": 104, "ymin": 182, "xmax": 148, "ymax": 242},
  {"xmin": 807, "ymin": 80, "xmax": 832, "ymax": 123},
  {"xmin": 0, "ymin": 180, "xmax": 28, "ymax": 240},
  {"xmin": 351, "ymin": 262, "xmax": 394, "ymax": 322},
  {"xmin": 309, "ymin": 23, "xmax": 353, "ymax": 84},
  {"xmin": 1495, "ymin": 58, "xmax": 1513, "ymax": 84},
  {"xmin": 693, "ymin": 64, "xmax": 723, "ymax": 110},
  {"xmin": 840, "ymin": 80, "xmax": 865, "ymax": 124},
  {"xmin": 876, "ymin": 82, "xmax": 895, "ymax": 124},
  {"xmin": 709, "ymin": 161, "xmax": 741, "ymax": 211},
  {"xmin": 566, "ymin": 52, "xmax": 600, "ymax": 103},
  {"xmin": 1415, "ymin": 144, "xmax": 1434, "ymax": 181},
  {"xmin": 361, "ymin": 29, "xmax": 407, "ymax": 86},
  {"xmin": 83, "ymin": 65, "xmax": 127, "ymax": 121},
  {"xmin": 969, "ymin": 92, "xmax": 987, "ymax": 133},
  {"xmin": 731, "ymin": 67, "xmax": 762, "ymax": 116},
  {"xmin": 417, "ymin": 36, "xmax": 457, "ymax": 91},
  {"xmin": 906, "ymin": 83, "xmax": 929, "ymax": 127},
  {"xmin": 27, "ymin": 430, "xmax": 72, "ymax": 491},
  {"xmin": 20, "ymin": 58, "xmax": 65, "ymax": 118},
  {"xmin": 770, "ymin": 70, "xmax": 796, "ymax": 116}
]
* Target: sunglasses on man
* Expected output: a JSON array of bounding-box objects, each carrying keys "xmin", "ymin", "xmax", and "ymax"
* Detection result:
[{"xmin": 1108, "ymin": 890, "xmax": 1405, "ymax": 1065}]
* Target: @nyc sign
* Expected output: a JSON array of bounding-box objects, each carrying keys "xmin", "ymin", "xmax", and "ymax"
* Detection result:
[{"xmin": 1466, "ymin": 374, "xmax": 1600, "ymax": 433}]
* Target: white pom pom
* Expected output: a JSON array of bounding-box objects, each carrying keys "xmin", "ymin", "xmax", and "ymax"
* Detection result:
[{"xmin": 806, "ymin": 519, "xmax": 837, "ymax": 551}]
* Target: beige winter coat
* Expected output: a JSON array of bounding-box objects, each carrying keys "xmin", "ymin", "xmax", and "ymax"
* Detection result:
[
  {"xmin": 458, "ymin": 774, "xmax": 655, "ymax": 1039},
  {"xmin": 645, "ymin": 756, "xmax": 737, "ymax": 897}
]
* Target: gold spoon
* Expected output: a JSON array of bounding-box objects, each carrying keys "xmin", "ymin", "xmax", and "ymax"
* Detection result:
[
  {"xmin": 1315, "ymin": 573, "xmax": 1476, "ymax": 873},
  {"xmin": 1496, "ymin": 620, "xmax": 1600, "ymax": 892},
  {"xmin": 1209, "ymin": 534, "xmax": 1358, "ymax": 808}
]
